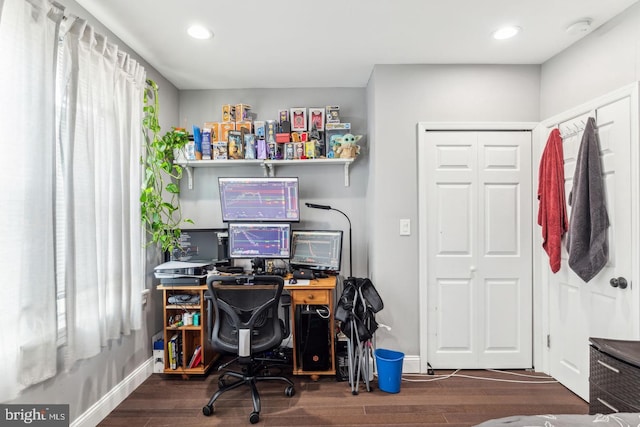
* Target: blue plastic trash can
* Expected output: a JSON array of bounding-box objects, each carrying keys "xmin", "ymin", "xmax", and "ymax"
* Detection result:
[{"xmin": 375, "ymin": 348, "xmax": 404, "ymax": 393}]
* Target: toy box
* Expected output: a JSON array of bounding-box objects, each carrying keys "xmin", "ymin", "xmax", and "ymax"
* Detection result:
[
  {"xmin": 325, "ymin": 122, "xmax": 351, "ymax": 158},
  {"xmin": 278, "ymin": 109, "xmax": 289, "ymax": 124},
  {"xmin": 227, "ymin": 130, "xmax": 244, "ymax": 159},
  {"xmin": 265, "ymin": 120, "xmax": 277, "ymax": 143},
  {"xmin": 253, "ymin": 121, "xmax": 266, "ymax": 139},
  {"xmin": 326, "ymin": 105, "xmax": 340, "ymax": 123},
  {"xmin": 276, "ymin": 132, "xmax": 290, "ymax": 143},
  {"xmin": 222, "ymin": 104, "xmax": 235, "ymax": 122},
  {"xmin": 219, "ymin": 122, "xmax": 235, "ymax": 143},
  {"xmin": 236, "ymin": 120, "xmax": 252, "ymax": 134},
  {"xmin": 284, "ymin": 143, "xmax": 295, "ymax": 160},
  {"xmin": 213, "ymin": 142, "xmax": 228, "ymax": 160},
  {"xmin": 201, "ymin": 128, "xmax": 212, "ymax": 160},
  {"xmin": 267, "ymin": 142, "xmax": 282, "ymax": 160},
  {"xmin": 290, "ymin": 107, "xmax": 307, "ymax": 132},
  {"xmin": 235, "ymin": 104, "xmax": 252, "ymax": 122},
  {"xmin": 257, "ymin": 139, "xmax": 267, "ymax": 159},
  {"xmin": 243, "ymin": 133, "xmax": 256, "ymax": 159},
  {"xmin": 308, "ymin": 107, "xmax": 325, "ymax": 131},
  {"xmin": 203, "ymin": 121, "xmax": 219, "ymax": 142},
  {"xmin": 305, "ymin": 141, "xmax": 316, "ymax": 159}
]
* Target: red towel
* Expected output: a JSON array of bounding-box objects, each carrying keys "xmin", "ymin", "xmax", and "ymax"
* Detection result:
[{"xmin": 537, "ymin": 128, "xmax": 568, "ymax": 273}]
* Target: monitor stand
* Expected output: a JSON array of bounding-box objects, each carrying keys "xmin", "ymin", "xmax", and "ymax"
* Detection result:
[{"xmin": 251, "ymin": 257, "xmax": 266, "ymax": 275}]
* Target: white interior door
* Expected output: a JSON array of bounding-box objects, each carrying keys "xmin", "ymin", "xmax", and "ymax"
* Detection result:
[
  {"xmin": 545, "ymin": 94, "xmax": 639, "ymax": 400},
  {"xmin": 423, "ymin": 130, "xmax": 532, "ymax": 369}
]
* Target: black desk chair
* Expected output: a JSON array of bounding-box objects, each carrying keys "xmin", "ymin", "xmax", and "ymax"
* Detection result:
[{"xmin": 202, "ymin": 275, "xmax": 295, "ymax": 424}]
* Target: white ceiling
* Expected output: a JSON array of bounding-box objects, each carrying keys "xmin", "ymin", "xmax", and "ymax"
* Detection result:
[{"xmin": 74, "ymin": 0, "xmax": 638, "ymax": 90}]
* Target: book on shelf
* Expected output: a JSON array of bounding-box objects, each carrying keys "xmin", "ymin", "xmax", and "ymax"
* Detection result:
[
  {"xmin": 169, "ymin": 333, "xmax": 180, "ymax": 369},
  {"xmin": 188, "ymin": 345, "xmax": 202, "ymax": 368}
]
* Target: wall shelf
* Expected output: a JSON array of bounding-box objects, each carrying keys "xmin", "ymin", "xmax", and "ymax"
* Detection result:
[{"xmin": 176, "ymin": 158, "xmax": 355, "ymax": 189}]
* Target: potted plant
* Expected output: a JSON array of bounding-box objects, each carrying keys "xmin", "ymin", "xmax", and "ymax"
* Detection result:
[{"xmin": 140, "ymin": 79, "xmax": 192, "ymax": 255}]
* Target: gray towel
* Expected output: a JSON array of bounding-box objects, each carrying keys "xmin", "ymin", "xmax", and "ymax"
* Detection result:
[{"xmin": 566, "ymin": 117, "xmax": 609, "ymax": 282}]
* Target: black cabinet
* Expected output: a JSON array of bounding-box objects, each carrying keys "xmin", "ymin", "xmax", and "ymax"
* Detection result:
[{"xmin": 589, "ymin": 337, "xmax": 640, "ymax": 414}]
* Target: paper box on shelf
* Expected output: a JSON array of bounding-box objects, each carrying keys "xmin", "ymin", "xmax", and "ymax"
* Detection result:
[
  {"xmin": 222, "ymin": 104, "xmax": 235, "ymax": 122},
  {"xmin": 290, "ymin": 107, "xmax": 307, "ymax": 132},
  {"xmin": 325, "ymin": 122, "xmax": 351, "ymax": 158},
  {"xmin": 254, "ymin": 121, "xmax": 266, "ymax": 139},
  {"xmin": 308, "ymin": 107, "xmax": 325, "ymax": 131},
  {"xmin": 219, "ymin": 122, "xmax": 236, "ymax": 143},
  {"xmin": 235, "ymin": 104, "xmax": 252, "ymax": 122},
  {"xmin": 228, "ymin": 130, "xmax": 244, "ymax": 159},
  {"xmin": 326, "ymin": 105, "xmax": 340, "ymax": 123},
  {"xmin": 236, "ymin": 120, "xmax": 252, "ymax": 134},
  {"xmin": 201, "ymin": 128, "xmax": 212, "ymax": 160},
  {"xmin": 213, "ymin": 142, "xmax": 228, "ymax": 159},
  {"xmin": 203, "ymin": 122, "xmax": 219, "ymax": 142}
]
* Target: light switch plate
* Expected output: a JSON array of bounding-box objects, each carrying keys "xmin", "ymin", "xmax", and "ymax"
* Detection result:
[{"xmin": 400, "ymin": 219, "xmax": 411, "ymax": 236}]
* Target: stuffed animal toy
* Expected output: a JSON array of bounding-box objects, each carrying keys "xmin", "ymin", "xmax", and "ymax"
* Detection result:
[{"xmin": 335, "ymin": 134, "xmax": 362, "ymax": 159}]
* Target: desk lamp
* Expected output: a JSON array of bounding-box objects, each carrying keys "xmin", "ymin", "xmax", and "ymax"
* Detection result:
[{"xmin": 305, "ymin": 203, "xmax": 353, "ymax": 278}]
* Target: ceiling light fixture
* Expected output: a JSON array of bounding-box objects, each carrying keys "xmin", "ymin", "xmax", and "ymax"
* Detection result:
[
  {"xmin": 492, "ymin": 26, "xmax": 521, "ymax": 40},
  {"xmin": 566, "ymin": 19, "xmax": 592, "ymax": 35},
  {"xmin": 187, "ymin": 24, "xmax": 213, "ymax": 40}
]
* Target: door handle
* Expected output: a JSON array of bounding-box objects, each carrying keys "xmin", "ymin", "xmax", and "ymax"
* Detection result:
[{"xmin": 609, "ymin": 277, "xmax": 628, "ymax": 289}]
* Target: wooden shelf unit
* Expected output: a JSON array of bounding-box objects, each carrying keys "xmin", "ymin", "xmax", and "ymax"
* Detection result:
[{"xmin": 158, "ymin": 284, "xmax": 217, "ymax": 377}]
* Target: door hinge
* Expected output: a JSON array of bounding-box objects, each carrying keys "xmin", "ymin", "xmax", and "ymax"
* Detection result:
[{"xmin": 547, "ymin": 334, "xmax": 550, "ymax": 348}]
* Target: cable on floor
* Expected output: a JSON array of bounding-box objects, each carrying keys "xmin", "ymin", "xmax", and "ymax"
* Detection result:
[{"xmin": 390, "ymin": 369, "xmax": 558, "ymax": 384}]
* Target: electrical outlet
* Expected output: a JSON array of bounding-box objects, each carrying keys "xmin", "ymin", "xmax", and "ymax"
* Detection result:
[{"xmin": 400, "ymin": 219, "xmax": 411, "ymax": 236}]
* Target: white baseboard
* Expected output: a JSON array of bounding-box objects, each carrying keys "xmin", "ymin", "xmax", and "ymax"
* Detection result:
[
  {"xmin": 71, "ymin": 358, "xmax": 153, "ymax": 427},
  {"xmin": 402, "ymin": 354, "xmax": 421, "ymax": 373}
]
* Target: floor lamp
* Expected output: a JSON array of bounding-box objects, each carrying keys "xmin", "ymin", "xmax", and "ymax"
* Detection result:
[{"xmin": 305, "ymin": 203, "xmax": 353, "ymax": 278}]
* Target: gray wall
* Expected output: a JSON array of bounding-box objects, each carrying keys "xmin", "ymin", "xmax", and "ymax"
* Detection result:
[
  {"xmin": 178, "ymin": 89, "xmax": 368, "ymax": 278},
  {"xmin": 540, "ymin": 2, "xmax": 640, "ymax": 118},
  {"xmin": 367, "ymin": 65, "xmax": 541, "ymax": 354},
  {"xmin": 8, "ymin": 0, "xmax": 180, "ymax": 423},
  {"xmin": 13, "ymin": 0, "xmax": 640, "ymax": 422}
]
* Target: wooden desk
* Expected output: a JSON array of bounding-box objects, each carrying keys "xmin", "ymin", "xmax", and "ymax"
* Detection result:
[
  {"xmin": 285, "ymin": 275, "xmax": 337, "ymax": 381},
  {"xmin": 158, "ymin": 275, "xmax": 337, "ymax": 381}
]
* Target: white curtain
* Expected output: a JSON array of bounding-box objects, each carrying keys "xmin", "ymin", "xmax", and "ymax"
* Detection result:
[
  {"xmin": 57, "ymin": 15, "xmax": 145, "ymax": 366},
  {"xmin": 0, "ymin": 0, "xmax": 61, "ymax": 402},
  {"xmin": 0, "ymin": 0, "xmax": 145, "ymax": 401}
]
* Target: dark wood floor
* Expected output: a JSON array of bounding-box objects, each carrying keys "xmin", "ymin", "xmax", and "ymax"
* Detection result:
[{"xmin": 99, "ymin": 365, "xmax": 587, "ymax": 426}]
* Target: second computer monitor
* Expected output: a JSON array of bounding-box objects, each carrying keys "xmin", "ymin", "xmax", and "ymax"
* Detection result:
[
  {"xmin": 228, "ymin": 223, "xmax": 291, "ymax": 259},
  {"xmin": 289, "ymin": 230, "xmax": 343, "ymax": 274}
]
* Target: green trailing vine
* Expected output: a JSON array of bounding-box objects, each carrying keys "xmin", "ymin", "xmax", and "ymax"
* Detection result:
[{"xmin": 141, "ymin": 79, "xmax": 192, "ymax": 254}]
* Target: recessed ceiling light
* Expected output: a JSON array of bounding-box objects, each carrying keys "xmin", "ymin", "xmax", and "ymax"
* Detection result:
[
  {"xmin": 187, "ymin": 24, "xmax": 213, "ymax": 40},
  {"xmin": 492, "ymin": 26, "xmax": 521, "ymax": 40}
]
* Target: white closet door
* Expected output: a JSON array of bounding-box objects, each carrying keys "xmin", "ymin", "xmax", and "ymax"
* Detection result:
[
  {"xmin": 424, "ymin": 131, "xmax": 532, "ymax": 368},
  {"xmin": 546, "ymin": 95, "xmax": 638, "ymax": 400}
]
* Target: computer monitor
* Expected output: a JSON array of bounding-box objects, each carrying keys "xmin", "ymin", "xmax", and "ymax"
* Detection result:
[
  {"xmin": 289, "ymin": 230, "xmax": 343, "ymax": 274},
  {"xmin": 228, "ymin": 223, "xmax": 291, "ymax": 259},
  {"xmin": 218, "ymin": 177, "xmax": 300, "ymax": 222},
  {"xmin": 165, "ymin": 228, "xmax": 229, "ymax": 265}
]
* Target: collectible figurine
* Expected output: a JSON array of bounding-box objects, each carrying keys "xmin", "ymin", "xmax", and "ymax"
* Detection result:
[{"xmin": 335, "ymin": 133, "xmax": 362, "ymax": 159}]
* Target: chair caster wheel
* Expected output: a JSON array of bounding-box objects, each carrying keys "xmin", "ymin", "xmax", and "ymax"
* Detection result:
[
  {"xmin": 202, "ymin": 405, "xmax": 214, "ymax": 416},
  {"xmin": 249, "ymin": 411, "xmax": 260, "ymax": 424},
  {"xmin": 285, "ymin": 385, "xmax": 295, "ymax": 397}
]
